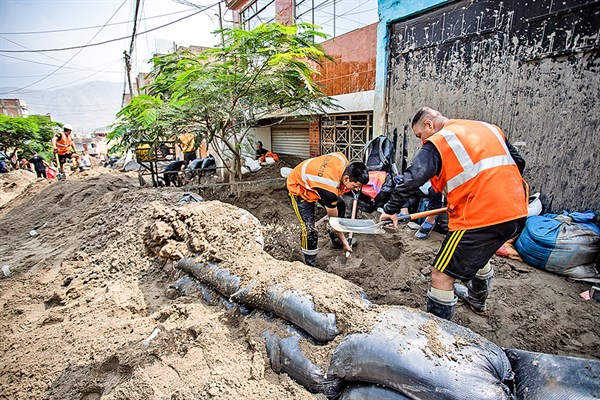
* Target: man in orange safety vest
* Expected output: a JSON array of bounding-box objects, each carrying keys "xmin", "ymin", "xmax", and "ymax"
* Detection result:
[{"xmin": 380, "ymin": 107, "xmax": 527, "ymax": 320}]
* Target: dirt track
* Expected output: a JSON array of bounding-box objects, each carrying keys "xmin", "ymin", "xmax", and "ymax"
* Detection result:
[{"xmin": 0, "ymin": 165, "xmax": 598, "ymax": 399}]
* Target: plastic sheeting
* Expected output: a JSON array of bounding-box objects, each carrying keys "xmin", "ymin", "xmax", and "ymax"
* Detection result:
[
  {"xmin": 328, "ymin": 307, "xmax": 514, "ymax": 400},
  {"xmin": 505, "ymin": 348, "xmax": 600, "ymax": 400},
  {"xmin": 176, "ymin": 258, "xmax": 339, "ymax": 342}
]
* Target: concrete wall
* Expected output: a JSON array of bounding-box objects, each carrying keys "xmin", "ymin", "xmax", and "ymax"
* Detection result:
[{"xmin": 377, "ymin": 0, "xmax": 600, "ymax": 215}]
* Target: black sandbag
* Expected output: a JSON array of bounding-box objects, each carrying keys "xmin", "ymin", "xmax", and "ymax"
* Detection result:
[
  {"xmin": 176, "ymin": 259, "xmax": 339, "ymax": 342},
  {"xmin": 340, "ymin": 383, "xmax": 412, "ymax": 400},
  {"xmin": 265, "ymin": 284, "xmax": 339, "ymax": 342},
  {"xmin": 263, "ymin": 331, "xmax": 342, "ymax": 399},
  {"xmin": 176, "ymin": 258, "xmax": 242, "ymax": 297},
  {"xmin": 505, "ymin": 348, "xmax": 600, "ymax": 400},
  {"xmin": 168, "ymin": 275, "xmax": 251, "ymax": 314},
  {"xmin": 328, "ymin": 307, "xmax": 514, "ymax": 400}
]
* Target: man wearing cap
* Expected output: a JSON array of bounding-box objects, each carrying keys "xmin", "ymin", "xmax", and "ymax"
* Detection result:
[
  {"xmin": 52, "ymin": 124, "xmax": 81, "ymax": 178},
  {"xmin": 380, "ymin": 107, "xmax": 527, "ymax": 320}
]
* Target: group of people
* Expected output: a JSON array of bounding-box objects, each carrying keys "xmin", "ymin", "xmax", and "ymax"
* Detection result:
[
  {"xmin": 0, "ymin": 124, "xmax": 93, "ymax": 180},
  {"xmin": 286, "ymin": 107, "xmax": 528, "ymax": 321}
]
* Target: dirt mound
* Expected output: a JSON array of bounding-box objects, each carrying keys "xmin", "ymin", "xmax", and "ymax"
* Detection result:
[
  {"xmin": 0, "ymin": 169, "xmax": 598, "ymax": 399},
  {"xmin": 0, "ymin": 169, "xmax": 39, "ymax": 208}
]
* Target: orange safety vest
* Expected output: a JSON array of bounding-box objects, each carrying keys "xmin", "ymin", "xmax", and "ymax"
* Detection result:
[
  {"xmin": 55, "ymin": 133, "xmax": 74, "ymax": 155},
  {"xmin": 179, "ymin": 133, "xmax": 195, "ymax": 153},
  {"xmin": 287, "ymin": 152, "xmax": 349, "ymax": 203},
  {"xmin": 425, "ymin": 119, "xmax": 528, "ymax": 230}
]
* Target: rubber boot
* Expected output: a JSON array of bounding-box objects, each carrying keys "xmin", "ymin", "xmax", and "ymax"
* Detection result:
[
  {"xmin": 426, "ymin": 289, "xmax": 457, "ymax": 320},
  {"xmin": 303, "ymin": 254, "xmax": 317, "ymax": 267},
  {"xmin": 453, "ymin": 269, "xmax": 493, "ymax": 314},
  {"xmin": 329, "ymin": 230, "xmax": 343, "ymax": 249}
]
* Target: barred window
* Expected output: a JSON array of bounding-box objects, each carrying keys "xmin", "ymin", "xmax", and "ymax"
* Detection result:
[{"xmin": 321, "ymin": 113, "xmax": 373, "ymax": 161}]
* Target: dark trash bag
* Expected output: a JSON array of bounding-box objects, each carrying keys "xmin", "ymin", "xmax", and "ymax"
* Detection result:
[
  {"xmin": 505, "ymin": 348, "xmax": 600, "ymax": 400},
  {"xmin": 328, "ymin": 307, "xmax": 514, "ymax": 400},
  {"xmin": 263, "ymin": 332, "xmax": 342, "ymax": 399},
  {"xmin": 364, "ymin": 135, "xmax": 395, "ymax": 173},
  {"xmin": 340, "ymin": 383, "xmax": 411, "ymax": 400}
]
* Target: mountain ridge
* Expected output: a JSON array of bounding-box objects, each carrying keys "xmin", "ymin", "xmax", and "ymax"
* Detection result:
[{"xmin": 0, "ymin": 81, "xmax": 124, "ymax": 132}]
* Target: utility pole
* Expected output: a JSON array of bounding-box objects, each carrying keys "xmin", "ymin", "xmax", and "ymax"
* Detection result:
[{"xmin": 124, "ymin": 51, "xmax": 134, "ymax": 103}]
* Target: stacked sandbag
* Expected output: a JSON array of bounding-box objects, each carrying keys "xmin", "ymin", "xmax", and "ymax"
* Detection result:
[
  {"xmin": 515, "ymin": 211, "xmax": 600, "ymax": 280},
  {"xmin": 263, "ymin": 332, "xmax": 342, "ymax": 398},
  {"xmin": 339, "ymin": 383, "xmax": 412, "ymax": 400},
  {"xmin": 328, "ymin": 307, "xmax": 515, "ymax": 400},
  {"xmin": 505, "ymin": 348, "xmax": 600, "ymax": 400},
  {"xmin": 176, "ymin": 259, "xmax": 342, "ymax": 342}
]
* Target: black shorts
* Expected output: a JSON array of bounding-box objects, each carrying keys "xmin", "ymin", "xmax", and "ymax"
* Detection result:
[
  {"xmin": 433, "ymin": 217, "xmax": 526, "ymax": 281},
  {"xmin": 58, "ymin": 153, "xmax": 74, "ymax": 166}
]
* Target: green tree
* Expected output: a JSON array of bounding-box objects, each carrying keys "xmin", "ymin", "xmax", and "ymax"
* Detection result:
[
  {"xmin": 0, "ymin": 114, "xmax": 60, "ymax": 164},
  {"xmin": 113, "ymin": 23, "xmax": 338, "ymax": 181}
]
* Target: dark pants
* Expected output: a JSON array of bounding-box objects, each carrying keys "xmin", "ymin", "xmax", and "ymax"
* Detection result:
[
  {"xmin": 35, "ymin": 169, "xmax": 46, "ymax": 178},
  {"xmin": 163, "ymin": 171, "xmax": 179, "ymax": 187},
  {"xmin": 288, "ymin": 193, "xmax": 345, "ymax": 256}
]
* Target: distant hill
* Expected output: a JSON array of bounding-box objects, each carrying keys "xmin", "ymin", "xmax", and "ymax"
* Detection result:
[{"xmin": 0, "ymin": 81, "xmax": 124, "ymax": 132}]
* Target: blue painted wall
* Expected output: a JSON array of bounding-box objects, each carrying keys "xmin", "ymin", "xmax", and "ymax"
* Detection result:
[{"xmin": 374, "ymin": 0, "xmax": 449, "ymax": 135}]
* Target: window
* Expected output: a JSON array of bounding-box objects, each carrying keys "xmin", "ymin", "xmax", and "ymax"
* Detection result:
[
  {"xmin": 321, "ymin": 113, "xmax": 373, "ymax": 161},
  {"xmin": 240, "ymin": 0, "xmax": 276, "ymax": 31},
  {"xmin": 295, "ymin": 0, "xmax": 378, "ymax": 42}
]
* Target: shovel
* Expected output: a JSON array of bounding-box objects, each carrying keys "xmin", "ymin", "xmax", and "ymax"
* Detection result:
[{"xmin": 330, "ymin": 207, "xmax": 448, "ymax": 235}]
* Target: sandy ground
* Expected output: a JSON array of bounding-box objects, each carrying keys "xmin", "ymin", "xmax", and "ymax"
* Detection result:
[{"xmin": 0, "ymin": 164, "xmax": 598, "ymax": 399}]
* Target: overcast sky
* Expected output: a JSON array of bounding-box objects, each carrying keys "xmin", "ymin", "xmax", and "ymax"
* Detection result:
[{"xmin": 0, "ymin": 0, "xmax": 230, "ymax": 94}]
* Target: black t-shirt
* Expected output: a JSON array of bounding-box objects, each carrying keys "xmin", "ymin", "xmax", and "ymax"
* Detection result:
[
  {"xmin": 164, "ymin": 160, "xmax": 185, "ymax": 172},
  {"xmin": 29, "ymin": 155, "xmax": 46, "ymax": 171},
  {"xmin": 256, "ymin": 148, "xmax": 269, "ymax": 159}
]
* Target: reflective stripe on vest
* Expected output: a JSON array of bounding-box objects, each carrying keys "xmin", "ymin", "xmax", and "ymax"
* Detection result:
[
  {"xmin": 439, "ymin": 122, "xmax": 515, "ymax": 194},
  {"xmin": 301, "ymin": 152, "xmax": 348, "ymax": 192}
]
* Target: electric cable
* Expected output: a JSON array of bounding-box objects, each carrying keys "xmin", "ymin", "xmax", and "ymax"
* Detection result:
[
  {"xmin": 0, "ymin": 0, "xmax": 128, "ymax": 95},
  {"xmin": 0, "ymin": 7, "xmax": 196, "ymax": 35},
  {"xmin": 0, "ymin": 3, "xmax": 219, "ymax": 54}
]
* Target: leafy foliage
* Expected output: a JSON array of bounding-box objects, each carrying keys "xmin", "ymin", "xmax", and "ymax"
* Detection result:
[
  {"xmin": 0, "ymin": 114, "xmax": 61, "ymax": 163},
  {"xmin": 112, "ymin": 23, "xmax": 338, "ymax": 181}
]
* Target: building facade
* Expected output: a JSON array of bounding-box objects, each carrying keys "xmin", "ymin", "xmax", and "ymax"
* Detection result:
[
  {"xmin": 0, "ymin": 98, "xmax": 29, "ymax": 117},
  {"xmin": 227, "ymin": 0, "xmax": 379, "ymax": 160}
]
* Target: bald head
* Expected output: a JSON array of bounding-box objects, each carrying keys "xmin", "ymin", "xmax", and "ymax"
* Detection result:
[{"xmin": 410, "ymin": 107, "xmax": 448, "ymax": 140}]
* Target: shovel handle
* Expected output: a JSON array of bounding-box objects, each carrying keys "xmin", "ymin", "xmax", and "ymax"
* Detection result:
[
  {"xmin": 398, "ymin": 207, "xmax": 448, "ymax": 222},
  {"xmin": 346, "ymin": 191, "xmax": 360, "ymax": 258}
]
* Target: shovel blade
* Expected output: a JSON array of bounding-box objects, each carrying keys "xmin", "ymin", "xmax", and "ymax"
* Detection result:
[{"xmin": 329, "ymin": 217, "xmax": 388, "ymax": 234}]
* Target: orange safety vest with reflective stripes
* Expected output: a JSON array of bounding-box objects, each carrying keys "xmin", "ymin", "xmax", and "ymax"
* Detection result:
[
  {"xmin": 55, "ymin": 133, "xmax": 74, "ymax": 155},
  {"xmin": 286, "ymin": 152, "xmax": 349, "ymax": 203},
  {"xmin": 425, "ymin": 119, "xmax": 528, "ymax": 231}
]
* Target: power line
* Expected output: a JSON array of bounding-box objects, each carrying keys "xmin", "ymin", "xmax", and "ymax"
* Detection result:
[
  {"xmin": 0, "ymin": 53, "xmax": 122, "ymax": 72},
  {"xmin": 0, "ymin": 0, "xmax": 128, "ymax": 95},
  {"xmin": 0, "ymin": 8, "xmax": 195, "ymax": 35},
  {"xmin": 0, "ymin": 4, "xmax": 219, "ymax": 54}
]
